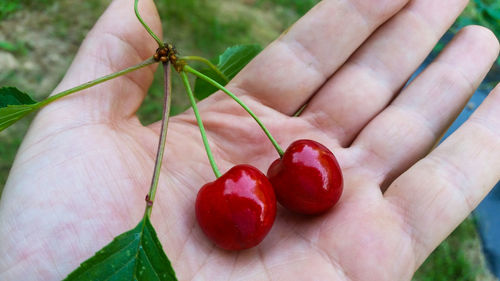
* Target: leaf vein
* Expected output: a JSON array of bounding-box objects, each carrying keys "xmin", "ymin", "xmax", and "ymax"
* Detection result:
[{"xmin": 69, "ymin": 233, "xmax": 140, "ymax": 279}]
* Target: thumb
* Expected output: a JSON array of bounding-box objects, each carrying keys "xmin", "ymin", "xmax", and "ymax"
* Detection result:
[{"xmin": 42, "ymin": 0, "xmax": 162, "ymax": 123}]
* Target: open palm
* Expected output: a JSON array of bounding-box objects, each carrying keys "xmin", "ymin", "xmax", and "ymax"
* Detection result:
[{"xmin": 1, "ymin": 0, "xmax": 499, "ymax": 280}]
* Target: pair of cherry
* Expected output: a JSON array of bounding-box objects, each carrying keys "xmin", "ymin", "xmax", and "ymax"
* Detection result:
[{"xmin": 195, "ymin": 139, "xmax": 343, "ymax": 250}]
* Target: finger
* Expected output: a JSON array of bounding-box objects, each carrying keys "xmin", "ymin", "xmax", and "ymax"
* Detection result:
[
  {"xmin": 301, "ymin": 0, "xmax": 468, "ymax": 146},
  {"xmin": 384, "ymin": 83, "xmax": 500, "ymax": 268},
  {"xmin": 226, "ymin": 0, "xmax": 408, "ymax": 115},
  {"xmin": 43, "ymin": 0, "xmax": 161, "ymax": 122},
  {"xmin": 352, "ymin": 26, "xmax": 500, "ymax": 187}
]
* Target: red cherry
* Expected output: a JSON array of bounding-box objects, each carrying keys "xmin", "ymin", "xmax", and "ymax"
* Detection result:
[
  {"xmin": 195, "ymin": 164, "xmax": 276, "ymax": 250},
  {"xmin": 267, "ymin": 139, "xmax": 343, "ymax": 215}
]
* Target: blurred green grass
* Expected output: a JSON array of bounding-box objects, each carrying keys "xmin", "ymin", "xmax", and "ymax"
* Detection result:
[{"xmin": 0, "ymin": 0, "xmax": 499, "ymax": 280}]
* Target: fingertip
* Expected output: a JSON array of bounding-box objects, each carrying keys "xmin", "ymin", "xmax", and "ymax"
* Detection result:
[
  {"xmin": 436, "ymin": 25, "xmax": 499, "ymax": 78},
  {"xmin": 454, "ymin": 25, "xmax": 499, "ymax": 64}
]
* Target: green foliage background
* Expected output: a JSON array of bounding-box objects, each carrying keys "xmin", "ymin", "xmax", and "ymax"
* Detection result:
[{"xmin": 0, "ymin": 0, "xmax": 499, "ymax": 280}]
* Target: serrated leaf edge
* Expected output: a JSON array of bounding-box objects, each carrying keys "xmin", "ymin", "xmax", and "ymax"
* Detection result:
[{"xmin": 64, "ymin": 216, "xmax": 177, "ymax": 281}]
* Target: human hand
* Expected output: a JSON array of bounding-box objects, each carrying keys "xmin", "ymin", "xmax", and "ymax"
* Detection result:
[{"xmin": 1, "ymin": 0, "xmax": 499, "ymax": 280}]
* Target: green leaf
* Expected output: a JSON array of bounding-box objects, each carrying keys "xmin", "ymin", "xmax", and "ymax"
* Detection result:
[
  {"xmin": 0, "ymin": 2, "xmax": 21, "ymax": 20},
  {"xmin": 0, "ymin": 104, "xmax": 36, "ymax": 132},
  {"xmin": 0, "ymin": 41, "xmax": 17, "ymax": 52},
  {"xmin": 0, "ymin": 87, "xmax": 38, "ymax": 132},
  {"xmin": 64, "ymin": 216, "xmax": 177, "ymax": 281},
  {"xmin": 194, "ymin": 44, "xmax": 262, "ymax": 100},
  {"xmin": 475, "ymin": 0, "xmax": 500, "ymax": 20},
  {"xmin": 484, "ymin": 5, "xmax": 500, "ymax": 21},
  {"xmin": 0, "ymin": 87, "xmax": 37, "ymax": 108}
]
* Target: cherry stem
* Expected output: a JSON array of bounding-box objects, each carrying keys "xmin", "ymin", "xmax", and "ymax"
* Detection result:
[
  {"xmin": 134, "ymin": 0, "xmax": 164, "ymax": 47},
  {"xmin": 178, "ymin": 56, "xmax": 228, "ymax": 83},
  {"xmin": 37, "ymin": 57, "xmax": 156, "ymax": 108},
  {"xmin": 145, "ymin": 61, "xmax": 172, "ymax": 217},
  {"xmin": 293, "ymin": 103, "xmax": 307, "ymax": 117},
  {"xmin": 181, "ymin": 71, "xmax": 222, "ymax": 178},
  {"xmin": 184, "ymin": 65, "xmax": 284, "ymax": 157}
]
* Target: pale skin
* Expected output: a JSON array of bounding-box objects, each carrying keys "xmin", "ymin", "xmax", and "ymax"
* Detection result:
[{"xmin": 1, "ymin": 0, "xmax": 499, "ymax": 280}]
